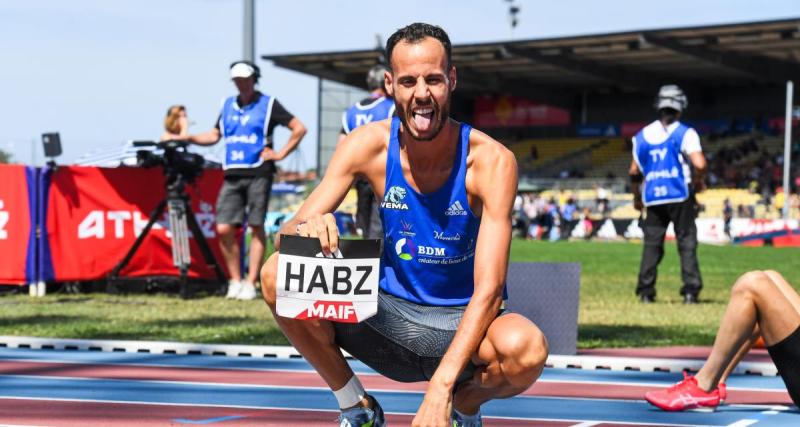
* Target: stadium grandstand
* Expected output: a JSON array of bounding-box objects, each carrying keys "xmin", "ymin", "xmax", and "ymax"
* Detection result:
[{"xmin": 263, "ymin": 18, "xmax": 800, "ymax": 226}]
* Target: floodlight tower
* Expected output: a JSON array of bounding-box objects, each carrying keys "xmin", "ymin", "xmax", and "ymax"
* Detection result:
[{"xmin": 244, "ymin": 0, "xmax": 255, "ymax": 62}]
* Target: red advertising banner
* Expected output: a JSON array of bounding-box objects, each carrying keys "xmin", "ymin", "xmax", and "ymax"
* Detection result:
[
  {"xmin": 474, "ymin": 96, "xmax": 571, "ymax": 128},
  {"xmin": 0, "ymin": 164, "xmax": 34, "ymax": 284},
  {"xmin": 767, "ymin": 116, "xmax": 800, "ymax": 133},
  {"xmin": 621, "ymin": 122, "xmax": 648, "ymax": 138},
  {"xmin": 44, "ymin": 166, "xmax": 227, "ymax": 281}
]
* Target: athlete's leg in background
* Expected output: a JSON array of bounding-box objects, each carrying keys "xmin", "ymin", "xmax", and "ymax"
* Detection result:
[
  {"xmin": 695, "ymin": 270, "xmax": 800, "ymax": 392},
  {"xmin": 452, "ymin": 314, "xmax": 548, "ymax": 415},
  {"xmin": 718, "ymin": 325, "xmax": 759, "ymax": 385}
]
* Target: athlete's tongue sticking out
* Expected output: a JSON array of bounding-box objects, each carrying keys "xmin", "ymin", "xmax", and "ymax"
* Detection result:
[{"xmin": 412, "ymin": 107, "xmax": 434, "ymax": 132}]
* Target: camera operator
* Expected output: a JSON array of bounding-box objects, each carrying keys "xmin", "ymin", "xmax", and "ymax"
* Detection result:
[{"xmin": 187, "ymin": 60, "xmax": 307, "ymax": 300}]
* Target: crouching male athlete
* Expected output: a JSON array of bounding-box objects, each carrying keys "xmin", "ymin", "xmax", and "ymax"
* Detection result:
[
  {"xmin": 260, "ymin": 23, "xmax": 548, "ymax": 427},
  {"xmin": 645, "ymin": 269, "xmax": 800, "ymax": 411}
]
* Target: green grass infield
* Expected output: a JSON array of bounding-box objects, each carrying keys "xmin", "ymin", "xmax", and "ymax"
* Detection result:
[{"xmin": 1, "ymin": 240, "xmax": 797, "ymax": 349}]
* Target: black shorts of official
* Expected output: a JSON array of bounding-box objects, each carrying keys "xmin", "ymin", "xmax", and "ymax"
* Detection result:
[
  {"xmin": 215, "ymin": 175, "xmax": 273, "ymax": 227},
  {"xmin": 767, "ymin": 324, "xmax": 800, "ymax": 406},
  {"xmin": 334, "ymin": 291, "xmax": 504, "ymax": 386}
]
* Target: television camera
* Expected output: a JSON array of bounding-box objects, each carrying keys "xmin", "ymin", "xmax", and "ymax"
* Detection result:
[
  {"xmin": 133, "ymin": 139, "xmax": 205, "ymax": 184},
  {"xmin": 109, "ymin": 140, "xmax": 226, "ymax": 297}
]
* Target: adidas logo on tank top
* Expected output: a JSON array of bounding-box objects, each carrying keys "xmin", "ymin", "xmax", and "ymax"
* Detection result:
[{"xmin": 445, "ymin": 200, "xmax": 467, "ymax": 216}]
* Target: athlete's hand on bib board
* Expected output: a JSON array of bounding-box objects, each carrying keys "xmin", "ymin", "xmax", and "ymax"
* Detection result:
[{"xmin": 295, "ymin": 213, "xmax": 340, "ymax": 256}]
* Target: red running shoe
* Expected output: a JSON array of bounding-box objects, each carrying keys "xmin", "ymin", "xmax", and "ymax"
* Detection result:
[
  {"xmin": 645, "ymin": 373, "xmax": 720, "ymax": 412},
  {"xmin": 718, "ymin": 382, "xmax": 727, "ymax": 404}
]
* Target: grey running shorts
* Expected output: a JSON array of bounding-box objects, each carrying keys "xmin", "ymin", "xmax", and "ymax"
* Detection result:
[
  {"xmin": 215, "ymin": 175, "xmax": 273, "ymax": 226},
  {"xmin": 334, "ymin": 291, "xmax": 503, "ymax": 385}
]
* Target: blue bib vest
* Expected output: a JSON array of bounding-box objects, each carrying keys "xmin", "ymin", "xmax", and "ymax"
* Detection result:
[
  {"xmin": 634, "ymin": 123, "xmax": 690, "ymax": 206},
  {"xmin": 219, "ymin": 93, "xmax": 274, "ymax": 170},
  {"xmin": 379, "ymin": 117, "xmax": 482, "ymax": 306},
  {"xmin": 342, "ymin": 96, "xmax": 395, "ymax": 134}
]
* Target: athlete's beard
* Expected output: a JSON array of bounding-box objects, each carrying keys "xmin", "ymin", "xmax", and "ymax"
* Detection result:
[{"xmin": 395, "ymin": 96, "xmax": 450, "ymax": 142}]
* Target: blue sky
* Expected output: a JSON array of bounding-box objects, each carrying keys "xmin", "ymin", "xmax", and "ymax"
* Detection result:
[{"xmin": 1, "ymin": 0, "xmax": 798, "ymax": 168}]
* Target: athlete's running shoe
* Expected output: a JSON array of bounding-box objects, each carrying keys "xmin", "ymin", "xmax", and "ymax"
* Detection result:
[
  {"xmin": 718, "ymin": 382, "xmax": 727, "ymax": 404},
  {"xmin": 338, "ymin": 396, "xmax": 385, "ymax": 427},
  {"xmin": 645, "ymin": 372, "xmax": 720, "ymax": 412},
  {"xmin": 452, "ymin": 409, "xmax": 482, "ymax": 427}
]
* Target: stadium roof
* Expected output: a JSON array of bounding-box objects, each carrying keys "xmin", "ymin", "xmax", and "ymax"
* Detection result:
[{"xmin": 263, "ymin": 18, "xmax": 800, "ymax": 97}]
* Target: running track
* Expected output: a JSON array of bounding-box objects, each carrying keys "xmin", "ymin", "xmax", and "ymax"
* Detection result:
[{"xmin": 0, "ymin": 345, "xmax": 796, "ymax": 426}]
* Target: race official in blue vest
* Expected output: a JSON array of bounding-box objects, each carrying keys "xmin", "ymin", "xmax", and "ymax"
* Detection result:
[
  {"xmin": 338, "ymin": 64, "xmax": 396, "ymax": 240},
  {"xmin": 629, "ymin": 85, "xmax": 707, "ymax": 305},
  {"xmin": 188, "ymin": 61, "xmax": 307, "ymax": 301},
  {"xmin": 261, "ymin": 23, "xmax": 547, "ymax": 427}
]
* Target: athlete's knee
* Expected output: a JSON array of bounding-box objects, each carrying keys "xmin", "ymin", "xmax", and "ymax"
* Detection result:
[
  {"xmin": 732, "ymin": 270, "xmax": 770, "ymax": 299},
  {"xmin": 260, "ymin": 252, "xmax": 280, "ymax": 307},
  {"xmin": 762, "ymin": 270, "xmax": 786, "ymax": 283},
  {"xmin": 492, "ymin": 320, "xmax": 548, "ymax": 386}
]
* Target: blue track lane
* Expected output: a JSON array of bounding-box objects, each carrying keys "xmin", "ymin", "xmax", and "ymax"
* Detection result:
[
  {"xmin": 0, "ymin": 347, "xmax": 787, "ymax": 391},
  {"xmin": 0, "ymin": 375, "xmax": 797, "ymax": 426}
]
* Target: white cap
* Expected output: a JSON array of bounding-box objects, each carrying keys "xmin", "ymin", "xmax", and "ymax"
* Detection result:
[
  {"xmin": 655, "ymin": 84, "xmax": 688, "ymax": 112},
  {"xmin": 230, "ymin": 62, "xmax": 256, "ymax": 79}
]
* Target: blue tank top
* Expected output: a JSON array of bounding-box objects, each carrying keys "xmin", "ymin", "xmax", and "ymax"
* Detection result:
[
  {"xmin": 633, "ymin": 123, "xmax": 690, "ymax": 206},
  {"xmin": 219, "ymin": 93, "xmax": 274, "ymax": 170},
  {"xmin": 342, "ymin": 96, "xmax": 395, "ymax": 134},
  {"xmin": 379, "ymin": 117, "xmax": 481, "ymax": 306}
]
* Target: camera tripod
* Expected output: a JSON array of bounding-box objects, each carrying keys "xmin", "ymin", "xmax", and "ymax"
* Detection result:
[{"xmin": 108, "ymin": 170, "xmax": 227, "ymax": 298}]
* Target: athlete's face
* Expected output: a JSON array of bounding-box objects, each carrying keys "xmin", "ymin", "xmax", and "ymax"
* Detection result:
[{"xmin": 387, "ymin": 37, "xmax": 456, "ymax": 142}]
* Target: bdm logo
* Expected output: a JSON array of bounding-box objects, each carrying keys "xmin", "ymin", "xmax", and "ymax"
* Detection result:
[
  {"xmin": 296, "ymin": 301, "xmax": 357, "ymax": 323},
  {"xmin": 395, "ymin": 237, "xmax": 415, "ymax": 260}
]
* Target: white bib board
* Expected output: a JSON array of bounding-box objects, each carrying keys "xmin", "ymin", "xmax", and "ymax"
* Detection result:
[{"xmin": 276, "ymin": 235, "xmax": 382, "ymax": 323}]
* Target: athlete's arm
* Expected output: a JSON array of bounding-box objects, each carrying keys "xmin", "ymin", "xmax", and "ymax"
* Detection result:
[
  {"xmin": 276, "ymin": 123, "xmax": 383, "ymax": 254},
  {"xmin": 430, "ymin": 135, "xmax": 517, "ymax": 393}
]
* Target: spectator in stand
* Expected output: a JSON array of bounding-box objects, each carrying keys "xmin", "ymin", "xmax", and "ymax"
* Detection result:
[
  {"xmin": 161, "ymin": 105, "xmax": 189, "ymax": 141},
  {"xmin": 523, "ymin": 192, "xmax": 541, "ymax": 239},
  {"xmin": 561, "ymin": 197, "xmax": 578, "ymax": 221},
  {"xmin": 629, "ymin": 85, "xmax": 707, "ymax": 304},
  {"xmin": 513, "ymin": 192, "xmax": 527, "ymax": 238},
  {"xmin": 578, "ymin": 207, "xmax": 594, "ymax": 240},
  {"xmin": 723, "ymin": 198, "xmax": 733, "ymax": 241},
  {"xmin": 595, "ymin": 184, "xmax": 610, "ymax": 218},
  {"xmin": 545, "ymin": 198, "xmax": 561, "ymax": 241}
]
